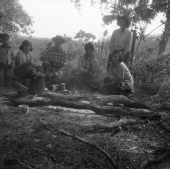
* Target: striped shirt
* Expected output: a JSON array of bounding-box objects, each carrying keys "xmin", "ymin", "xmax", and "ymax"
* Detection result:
[
  {"xmin": 0, "ymin": 46, "xmax": 15, "ymax": 65},
  {"xmin": 15, "ymin": 50, "xmax": 35, "ymax": 69},
  {"xmin": 77, "ymin": 54, "xmax": 100, "ymax": 77},
  {"xmin": 41, "ymin": 46, "xmax": 66, "ymax": 67},
  {"xmin": 107, "ymin": 62, "xmax": 134, "ymax": 91}
]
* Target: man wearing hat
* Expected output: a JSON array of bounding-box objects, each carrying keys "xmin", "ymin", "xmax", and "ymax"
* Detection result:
[
  {"xmin": 41, "ymin": 35, "xmax": 66, "ymax": 73},
  {"xmin": 108, "ymin": 15, "xmax": 133, "ymax": 69},
  {"xmin": 0, "ymin": 33, "xmax": 15, "ymax": 87},
  {"xmin": 41, "ymin": 35, "xmax": 66, "ymax": 85}
]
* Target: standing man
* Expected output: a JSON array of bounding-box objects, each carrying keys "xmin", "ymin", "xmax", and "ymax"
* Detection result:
[
  {"xmin": 108, "ymin": 15, "xmax": 133, "ymax": 70},
  {"xmin": 0, "ymin": 33, "xmax": 15, "ymax": 87}
]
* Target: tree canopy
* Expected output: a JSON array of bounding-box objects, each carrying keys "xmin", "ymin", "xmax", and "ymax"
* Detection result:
[
  {"xmin": 74, "ymin": 29, "xmax": 96, "ymax": 41},
  {"xmin": 0, "ymin": 0, "xmax": 34, "ymax": 35}
]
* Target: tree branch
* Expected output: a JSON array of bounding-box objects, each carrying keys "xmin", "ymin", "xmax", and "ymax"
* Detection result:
[{"xmin": 40, "ymin": 121, "xmax": 119, "ymax": 169}]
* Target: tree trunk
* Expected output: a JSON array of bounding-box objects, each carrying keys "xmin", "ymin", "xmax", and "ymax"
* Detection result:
[
  {"xmin": 164, "ymin": 1, "xmax": 170, "ymax": 54},
  {"xmin": 130, "ymin": 29, "xmax": 137, "ymax": 67}
]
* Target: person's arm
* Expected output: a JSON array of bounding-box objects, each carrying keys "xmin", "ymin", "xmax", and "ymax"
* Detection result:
[
  {"xmin": 94, "ymin": 58, "xmax": 100, "ymax": 77},
  {"xmin": 124, "ymin": 31, "xmax": 133, "ymax": 55},
  {"xmin": 10, "ymin": 49, "xmax": 16, "ymax": 71},
  {"xmin": 77, "ymin": 55, "xmax": 89, "ymax": 74},
  {"xmin": 41, "ymin": 47, "xmax": 49, "ymax": 61},
  {"xmin": 29, "ymin": 53, "xmax": 37, "ymax": 67},
  {"xmin": 15, "ymin": 51, "xmax": 23, "ymax": 68},
  {"xmin": 77, "ymin": 56, "xmax": 84, "ymax": 71},
  {"xmin": 109, "ymin": 31, "xmax": 116, "ymax": 54}
]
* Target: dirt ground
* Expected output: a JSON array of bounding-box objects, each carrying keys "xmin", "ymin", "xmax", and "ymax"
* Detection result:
[{"xmin": 0, "ymin": 87, "xmax": 169, "ymax": 169}]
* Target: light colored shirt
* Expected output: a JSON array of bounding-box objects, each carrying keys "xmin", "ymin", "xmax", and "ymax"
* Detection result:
[
  {"xmin": 109, "ymin": 28, "xmax": 133, "ymax": 55},
  {"xmin": 15, "ymin": 50, "xmax": 35, "ymax": 69},
  {"xmin": 0, "ymin": 46, "xmax": 15, "ymax": 65},
  {"xmin": 77, "ymin": 54, "xmax": 100, "ymax": 77},
  {"xmin": 107, "ymin": 62, "xmax": 134, "ymax": 91}
]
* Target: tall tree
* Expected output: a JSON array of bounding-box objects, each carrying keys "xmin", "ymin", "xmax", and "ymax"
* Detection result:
[{"xmin": 0, "ymin": 0, "xmax": 33, "ymax": 35}]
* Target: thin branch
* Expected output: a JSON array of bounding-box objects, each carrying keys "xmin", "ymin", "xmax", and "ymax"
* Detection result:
[
  {"xmin": 40, "ymin": 121, "xmax": 119, "ymax": 169},
  {"xmin": 134, "ymin": 42, "xmax": 160, "ymax": 66},
  {"xmin": 133, "ymin": 23, "xmax": 164, "ymax": 63},
  {"xmin": 145, "ymin": 23, "xmax": 164, "ymax": 38}
]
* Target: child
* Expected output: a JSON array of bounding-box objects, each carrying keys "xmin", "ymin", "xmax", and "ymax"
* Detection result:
[{"xmin": 0, "ymin": 33, "xmax": 15, "ymax": 87}]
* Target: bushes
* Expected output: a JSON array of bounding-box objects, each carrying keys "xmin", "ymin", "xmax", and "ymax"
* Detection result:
[{"xmin": 10, "ymin": 34, "xmax": 168, "ymax": 96}]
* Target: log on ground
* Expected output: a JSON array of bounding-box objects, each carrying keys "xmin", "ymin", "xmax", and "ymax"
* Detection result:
[
  {"xmin": 47, "ymin": 91, "xmax": 149, "ymax": 109},
  {"xmin": 13, "ymin": 96, "xmax": 159, "ymax": 119}
]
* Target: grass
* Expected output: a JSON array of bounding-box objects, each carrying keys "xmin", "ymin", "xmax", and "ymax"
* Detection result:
[{"xmin": 0, "ymin": 87, "xmax": 169, "ymax": 169}]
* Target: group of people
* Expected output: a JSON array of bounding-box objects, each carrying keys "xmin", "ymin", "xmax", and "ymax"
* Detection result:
[
  {"xmin": 73, "ymin": 15, "xmax": 134, "ymax": 95},
  {"xmin": 0, "ymin": 15, "xmax": 134, "ymax": 96}
]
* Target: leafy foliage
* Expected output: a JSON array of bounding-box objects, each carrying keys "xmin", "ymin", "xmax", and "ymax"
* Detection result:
[
  {"xmin": 74, "ymin": 29, "xmax": 96, "ymax": 41},
  {"xmin": 102, "ymin": 1, "xmax": 157, "ymax": 26},
  {"xmin": 0, "ymin": 0, "xmax": 34, "ymax": 35},
  {"xmin": 151, "ymin": 0, "xmax": 168, "ymax": 13}
]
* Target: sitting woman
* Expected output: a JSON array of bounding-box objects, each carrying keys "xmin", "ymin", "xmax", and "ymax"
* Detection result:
[
  {"xmin": 73, "ymin": 42, "xmax": 100, "ymax": 90},
  {"xmin": 103, "ymin": 50, "xmax": 134, "ymax": 95},
  {"xmin": 14, "ymin": 40, "xmax": 37, "ymax": 85}
]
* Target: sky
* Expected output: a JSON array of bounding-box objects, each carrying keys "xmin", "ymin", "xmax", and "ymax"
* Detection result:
[{"xmin": 19, "ymin": 0, "xmax": 165, "ymax": 40}]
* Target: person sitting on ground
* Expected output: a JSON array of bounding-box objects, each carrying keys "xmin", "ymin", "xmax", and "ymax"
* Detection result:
[
  {"xmin": 0, "ymin": 33, "xmax": 15, "ymax": 87},
  {"xmin": 108, "ymin": 15, "xmax": 133, "ymax": 70},
  {"xmin": 73, "ymin": 42, "xmax": 100, "ymax": 90},
  {"xmin": 103, "ymin": 50, "xmax": 134, "ymax": 96},
  {"xmin": 14, "ymin": 40, "xmax": 39, "ymax": 85},
  {"xmin": 40, "ymin": 35, "xmax": 66, "ymax": 85}
]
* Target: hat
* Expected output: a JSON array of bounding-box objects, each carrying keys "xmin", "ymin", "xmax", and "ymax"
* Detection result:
[{"xmin": 52, "ymin": 35, "xmax": 66, "ymax": 44}]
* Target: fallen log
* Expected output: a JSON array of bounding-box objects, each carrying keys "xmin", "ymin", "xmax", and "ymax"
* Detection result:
[
  {"xmin": 8, "ymin": 81, "xmax": 149, "ymax": 109},
  {"xmin": 13, "ymin": 96, "xmax": 159, "ymax": 119},
  {"xmin": 47, "ymin": 91, "xmax": 149, "ymax": 109},
  {"xmin": 82, "ymin": 119, "xmax": 148, "ymax": 134}
]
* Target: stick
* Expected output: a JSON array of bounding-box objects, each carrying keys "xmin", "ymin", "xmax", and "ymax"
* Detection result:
[{"xmin": 40, "ymin": 121, "xmax": 119, "ymax": 169}]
